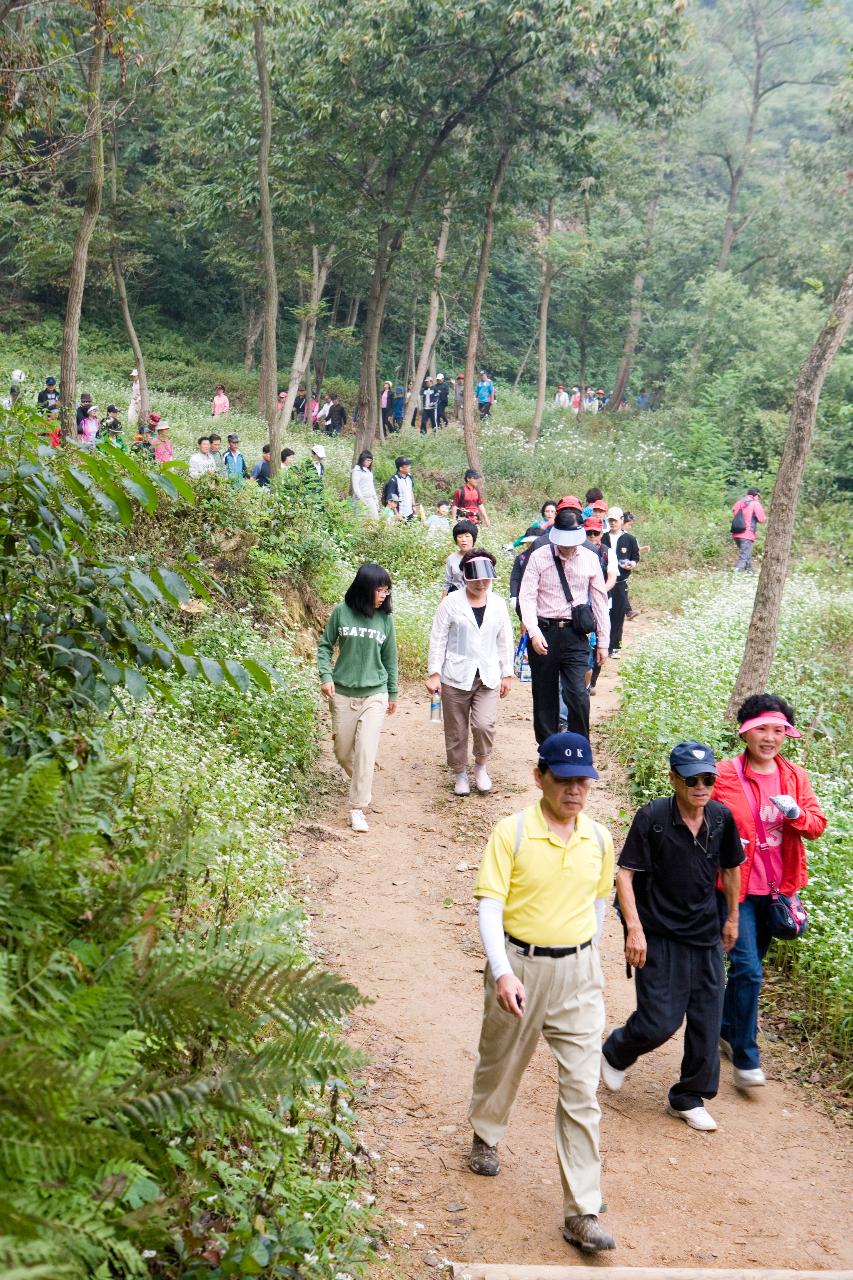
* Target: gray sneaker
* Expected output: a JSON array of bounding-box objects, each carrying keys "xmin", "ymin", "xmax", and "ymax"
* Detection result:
[
  {"xmin": 563, "ymin": 1214, "xmax": 615, "ymax": 1253},
  {"xmin": 468, "ymin": 1134, "xmax": 500, "ymax": 1176}
]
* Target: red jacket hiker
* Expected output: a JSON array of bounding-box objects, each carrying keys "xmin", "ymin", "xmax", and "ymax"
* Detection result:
[{"xmin": 712, "ymin": 753, "xmax": 826, "ymax": 902}]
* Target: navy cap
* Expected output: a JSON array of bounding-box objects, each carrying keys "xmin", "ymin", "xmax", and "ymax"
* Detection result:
[
  {"xmin": 669, "ymin": 740, "xmax": 718, "ymax": 778},
  {"xmin": 538, "ymin": 731, "xmax": 599, "ymax": 779}
]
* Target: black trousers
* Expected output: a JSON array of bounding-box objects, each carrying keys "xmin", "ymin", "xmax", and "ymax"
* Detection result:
[
  {"xmin": 609, "ymin": 577, "xmax": 628, "ymax": 652},
  {"xmin": 603, "ymin": 932, "xmax": 724, "ymax": 1110},
  {"xmin": 527, "ymin": 621, "xmax": 590, "ymax": 744},
  {"xmin": 420, "ymin": 408, "xmax": 436, "ymax": 434}
]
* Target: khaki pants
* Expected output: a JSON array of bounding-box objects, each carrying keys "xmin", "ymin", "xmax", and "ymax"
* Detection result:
[
  {"xmin": 468, "ymin": 943, "xmax": 605, "ymax": 1219},
  {"xmin": 441, "ymin": 679, "xmax": 498, "ymax": 771},
  {"xmin": 331, "ymin": 691, "xmax": 387, "ymax": 810}
]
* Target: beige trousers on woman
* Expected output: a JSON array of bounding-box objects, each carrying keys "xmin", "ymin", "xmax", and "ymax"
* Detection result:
[
  {"xmin": 331, "ymin": 690, "xmax": 388, "ymax": 809},
  {"xmin": 441, "ymin": 679, "xmax": 499, "ymax": 771}
]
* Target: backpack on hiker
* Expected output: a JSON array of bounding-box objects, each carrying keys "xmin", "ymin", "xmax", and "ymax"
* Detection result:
[{"xmin": 731, "ymin": 504, "xmax": 747, "ymax": 536}]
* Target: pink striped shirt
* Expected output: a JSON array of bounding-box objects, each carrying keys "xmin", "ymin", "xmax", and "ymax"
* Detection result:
[{"xmin": 519, "ymin": 543, "xmax": 610, "ymax": 650}]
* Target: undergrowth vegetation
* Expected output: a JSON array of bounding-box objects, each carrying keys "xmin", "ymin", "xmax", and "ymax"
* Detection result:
[{"xmin": 607, "ymin": 577, "xmax": 853, "ymax": 1076}]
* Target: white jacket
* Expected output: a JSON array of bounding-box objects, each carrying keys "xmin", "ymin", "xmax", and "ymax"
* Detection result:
[
  {"xmin": 428, "ymin": 588, "xmax": 514, "ymax": 691},
  {"xmin": 351, "ymin": 465, "xmax": 379, "ymax": 516}
]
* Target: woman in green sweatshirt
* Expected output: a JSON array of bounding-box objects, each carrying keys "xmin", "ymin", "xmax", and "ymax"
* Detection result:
[{"xmin": 317, "ymin": 562, "xmax": 399, "ymax": 833}]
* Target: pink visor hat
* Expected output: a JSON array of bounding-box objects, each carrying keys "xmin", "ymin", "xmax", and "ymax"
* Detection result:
[{"xmin": 739, "ymin": 711, "xmax": 801, "ymax": 738}]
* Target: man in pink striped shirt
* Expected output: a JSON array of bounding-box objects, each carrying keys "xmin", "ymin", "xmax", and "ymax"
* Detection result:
[{"xmin": 519, "ymin": 508, "xmax": 610, "ymax": 744}]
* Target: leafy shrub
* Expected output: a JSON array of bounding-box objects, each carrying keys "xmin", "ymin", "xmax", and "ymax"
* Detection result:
[{"xmin": 0, "ymin": 756, "xmax": 372, "ymax": 1279}]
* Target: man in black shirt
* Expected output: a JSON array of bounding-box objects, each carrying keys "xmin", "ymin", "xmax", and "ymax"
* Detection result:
[
  {"xmin": 37, "ymin": 376, "xmax": 60, "ymax": 413},
  {"xmin": 602, "ymin": 506, "xmax": 639, "ymax": 657},
  {"xmin": 601, "ymin": 741, "xmax": 743, "ymax": 1132}
]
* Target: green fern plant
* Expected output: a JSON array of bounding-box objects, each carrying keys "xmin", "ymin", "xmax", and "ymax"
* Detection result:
[{"xmin": 0, "ymin": 755, "xmax": 366, "ymax": 1278}]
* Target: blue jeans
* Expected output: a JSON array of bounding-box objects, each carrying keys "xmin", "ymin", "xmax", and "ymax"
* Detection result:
[{"xmin": 719, "ymin": 893, "xmax": 773, "ymax": 1069}]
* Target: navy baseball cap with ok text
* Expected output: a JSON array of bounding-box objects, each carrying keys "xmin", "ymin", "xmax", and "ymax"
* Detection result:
[{"xmin": 538, "ymin": 732, "xmax": 599, "ymax": 779}]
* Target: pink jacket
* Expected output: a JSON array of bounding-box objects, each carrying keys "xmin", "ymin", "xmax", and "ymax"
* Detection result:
[{"xmin": 732, "ymin": 497, "xmax": 766, "ymax": 542}]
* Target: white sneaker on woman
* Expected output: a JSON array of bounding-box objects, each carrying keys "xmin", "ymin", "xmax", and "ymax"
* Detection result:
[
  {"xmin": 733, "ymin": 1065, "xmax": 766, "ymax": 1089},
  {"xmin": 454, "ymin": 771, "xmax": 471, "ymax": 796},
  {"xmin": 473, "ymin": 764, "xmax": 492, "ymax": 792},
  {"xmin": 350, "ymin": 809, "xmax": 369, "ymax": 832}
]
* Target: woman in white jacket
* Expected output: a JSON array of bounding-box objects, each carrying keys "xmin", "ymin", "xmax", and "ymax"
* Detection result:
[
  {"xmin": 426, "ymin": 549, "xmax": 514, "ymax": 796},
  {"xmin": 351, "ymin": 450, "xmax": 379, "ymax": 518}
]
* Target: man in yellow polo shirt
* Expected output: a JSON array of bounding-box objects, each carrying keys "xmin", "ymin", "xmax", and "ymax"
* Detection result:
[{"xmin": 467, "ymin": 731, "xmax": 616, "ymax": 1255}]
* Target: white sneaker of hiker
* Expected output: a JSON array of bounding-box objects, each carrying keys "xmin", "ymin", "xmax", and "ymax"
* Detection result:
[
  {"xmin": 454, "ymin": 771, "xmax": 471, "ymax": 796},
  {"xmin": 350, "ymin": 809, "xmax": 369, "ymax": 833},
  {"xmin": 733, "ymin": 1065, "xmax": 766, "ymax": 1089},
  {"xmin": 600, "ymin": 1052, "xmax": 625, "ymax": 1093},
  {"xmin": 666, "ymin": 1103, "xmax": 717, "ymax": 1131},
  {"xmin": 473, "ymin": 763, "xmax": 492, "ymax": 792}
]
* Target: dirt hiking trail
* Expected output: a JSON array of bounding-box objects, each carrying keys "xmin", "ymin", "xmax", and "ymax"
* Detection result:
[{"xmin": 293, "ymin": 623, "xmax": 853, "ymax": 1275}]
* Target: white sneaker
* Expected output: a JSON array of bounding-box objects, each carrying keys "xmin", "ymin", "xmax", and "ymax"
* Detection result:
[
  {"xmin": 666, "ymin": 1103, "xmax": 717, "ymax": 1131},
  {"xmin": 719, "ymin": 1036, "xmax": 734, "ymax": 1061},
  {"xmin": 472, "ymin": 764, "xmax": 492, "ymax": 792},
  {"xmin": 733, "ymin": 1065, "xmax": 766, "ymax": 1089},
  {"xmin": 350, "ymin": 809, "xmax": 369, "ymax": 833},
  {"xmin": 454, "ymin": 771, "xmax": 471, "ymax": 796},
  {"xmin": 600, "ymin": 1053, "xmax": 625, "ymax": 1093}
]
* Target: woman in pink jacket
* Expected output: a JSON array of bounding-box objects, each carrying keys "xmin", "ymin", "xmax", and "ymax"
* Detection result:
[
  {"xmin": 731, "ymin": 487, "xmax": 766, "ymax": 574},
  {"xmin": 712, "ymin": 694, "xmax": 826, "ymax": 1088}
]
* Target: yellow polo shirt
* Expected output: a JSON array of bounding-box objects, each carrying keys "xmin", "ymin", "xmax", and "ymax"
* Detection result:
[{"xmin": 474, "ymin": 802, "xmax": 615, "ymax": 946}]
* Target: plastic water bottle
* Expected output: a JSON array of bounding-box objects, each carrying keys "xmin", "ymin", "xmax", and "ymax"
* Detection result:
[{"xmin": 430, "ymin": 691, "xmax": 442, "ymax": 722}]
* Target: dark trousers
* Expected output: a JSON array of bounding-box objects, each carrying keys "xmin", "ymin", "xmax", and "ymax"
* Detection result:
[
  {"xmin": 603, "ymin": 932, "xmax": 724, "ymax": 1110},
  {"xmin": 527, "ymin": 622, "xmax": 590, "ymax": 745},
  {"xmin": 609, "ymin": 578, "xmax": 628, "ymax": 652},
  {"xmin": 719, "ymin": 893, "xmax": 773, "ymax": 1070},
  {"xmin": 420, "ymin": 409, "xmax": 436, "ymax": 434}
]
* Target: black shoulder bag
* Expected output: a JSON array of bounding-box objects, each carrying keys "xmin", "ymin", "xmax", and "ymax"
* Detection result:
[{"xmin": 551, "ymin": 548, "xmax": 596, "ymax": 636}]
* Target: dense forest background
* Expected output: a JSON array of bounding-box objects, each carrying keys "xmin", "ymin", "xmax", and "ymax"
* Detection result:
[{"xmin": 2, "ymin": 0, "xmax": 852, "ymax": 484}]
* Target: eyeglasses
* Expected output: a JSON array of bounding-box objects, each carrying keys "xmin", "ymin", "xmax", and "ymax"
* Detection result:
[
  {"xmin": 375, "ymin": 586, "xmax": 391, "ymax": 596},
  {"xmin": 678, "ymin": 773, "xmax": 717, "ymax": 788}
]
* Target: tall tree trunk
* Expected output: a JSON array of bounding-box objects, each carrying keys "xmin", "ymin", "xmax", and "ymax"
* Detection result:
[
  {"xmin": 313, "ymin": 283, "xmax": 340, "ymax": 389},
  {"xmin": 529, "ymin": 198, "xmax": 555, "ymax": 447},
  {"xmin": 406, "ymin": 201, "xmax": 452, "ymax": 427},
  {"xmin": 463, "ymin": 147, "xmax": 510, "ymax": 470},
  {"xmin": 243, "ymin": 303, "xmax": 263, "ymax": 370},
  {"xmin": 607, "ymin": 146, "xmax": 665, "ymax": 412},
  {"xmin": 512, "ymin": 332, "xmax": 537, "ymax": 391},
  {"xmin": 345, "ymin": 294, "xmax": 360, "ymax": 329},
  {"xmin": 354, "ymin": 227, "xmax": 396, "ymax": 456},
  {"xmin": 254, "ymin": 14, "xmax": 278, "ymax": 426},
  {"xmin": 59, "ymin": 8, "xmax": 106, "ymax": 438},
  {"xmin": 272, "ymin": 244, "xmax": 335, "ymax": 473},
  {"xmin": 727, "ymin": 260, "xmax": 853, "ymax": 715},
  {"xmin": 576, "ymin": 184, "xmax": 591, "ymax": 413},
  {"xmin": 404, "ymin": 295, "xmax": 417, "ymax": 393},
  {"xmin": 109, "ymin": 130, "xmax": 149, "ymax": 426}
]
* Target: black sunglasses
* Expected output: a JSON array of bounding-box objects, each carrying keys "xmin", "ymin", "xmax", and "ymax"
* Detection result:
[{"xmin": 678, "ymin": 773, "xmax": 717, "ymax": 788}]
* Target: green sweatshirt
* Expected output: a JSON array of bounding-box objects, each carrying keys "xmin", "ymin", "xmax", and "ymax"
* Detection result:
[{"xmin": 317, "ymin": 602, "xmax": 399, "ymax": 698}]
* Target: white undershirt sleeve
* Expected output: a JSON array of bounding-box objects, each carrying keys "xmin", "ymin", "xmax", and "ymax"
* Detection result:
[
  {"xmin": 594, "ymin": 898, "xmax": 606, "ymax": 948},
  {"xmin": 478, "ymin": 897, "xmax": 512, "ymax": 981}
]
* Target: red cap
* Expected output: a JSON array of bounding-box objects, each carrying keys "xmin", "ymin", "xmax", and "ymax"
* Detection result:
[
  {"xmin": 147, "ymin": 412, "xmax": 161, "ymax": 425},
  {"xmin": 591, "ymin": 499, "xmax": 608, "ymax": 511},
  {"xmin": 584, "ymin": 517, "xmax": 603, "ymax": 531},
  {"xmin": 556, "ymin": 495, "xmax": 582, "ymax": 512}
]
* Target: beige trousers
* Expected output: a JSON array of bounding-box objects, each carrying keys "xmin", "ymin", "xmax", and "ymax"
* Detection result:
[
  {"xmin": 331, "ymin": 690, "xmax": 387, "ymax": 810},
  {"xmin": 468, "ymin": 943, "xmax": 605, "ymax": 1219},
  {"xmin": 441, "ymin": 679, "xmax": 499, "ymax": 771}
]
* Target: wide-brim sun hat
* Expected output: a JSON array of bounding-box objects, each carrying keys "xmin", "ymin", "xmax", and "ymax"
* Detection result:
[{"xmin": 549, "ymin": 524, "xmax": 586, "ymax": 547}]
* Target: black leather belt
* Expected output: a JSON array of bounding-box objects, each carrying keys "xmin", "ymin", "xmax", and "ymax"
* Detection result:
[
  {"xmin": 538, "ymin": 617, "xmax": 572, "ymax": 629},
  {"xmin": 506, "ymin": 934, "xmax": 592, "ymax": 958}
]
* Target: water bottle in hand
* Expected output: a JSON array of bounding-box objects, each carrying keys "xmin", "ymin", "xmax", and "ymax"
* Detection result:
[{"xmin": 430, "ymin": 691, "xmax": 442, "ymax": 722}]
